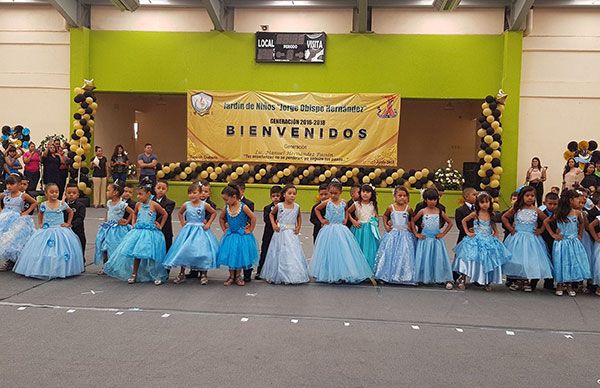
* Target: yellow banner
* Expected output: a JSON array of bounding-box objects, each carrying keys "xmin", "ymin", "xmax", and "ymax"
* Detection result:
[{"xmin": 187, "ymin": 91, "xmax": 400, "ymax": 167}]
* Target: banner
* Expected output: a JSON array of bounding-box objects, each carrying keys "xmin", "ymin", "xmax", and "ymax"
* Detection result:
[{"xmin": 187, "ymin": 91, "xmax": 400, "ymax": 167}]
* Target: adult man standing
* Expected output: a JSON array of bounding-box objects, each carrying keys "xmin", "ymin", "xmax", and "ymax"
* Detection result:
[{"xmin": 137, "ymin": 143, "xmax": 158, "ymax": 186}]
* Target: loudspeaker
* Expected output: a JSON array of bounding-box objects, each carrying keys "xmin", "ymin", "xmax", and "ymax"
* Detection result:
[{"xmin": 463, "ymin": 162, "xmax": 480, "ymax": 189}]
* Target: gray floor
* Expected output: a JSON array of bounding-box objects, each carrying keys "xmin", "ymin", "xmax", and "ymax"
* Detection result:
[{"xmin": 1, "ymin": 208, "xmax": 600, "ymax": 387}]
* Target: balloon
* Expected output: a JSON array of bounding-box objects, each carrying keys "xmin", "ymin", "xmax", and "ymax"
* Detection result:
[
  {"xmin": 397, "ymin": 168, "xmax": 405, "ymax": 176},
  {"xmin": 484, "ymin": 155, "xmax": 492, "ymax": 163},
  {"xmin": 77, "ymin": 182, "xmax": 86, "ymax": 191},
  {"xmin": 421, "ymin": 168, "xmax": 430, "ymax": 176},
  {"xmin": 589, "ymin": 141, "xmax": 598, "ymax": 151},
  {"xmin": 491, "ymin": 121, "xmax": 500, "ymax": 129},
  {"xmin": 84, "ymin": 187, "xmax": 92, "ymax": 196},
  {"xmin": 352, "ymin": 167, "xmax": 359, "ymax": 175},
  {"xmin": 368, "ymin": 172, "xmax": 376, "ymax": 180},
  {"xmin": 478, "ymin": 169, "xmax": 486, "ymax": 178},
  {"xmin": 484, "ymin": 135, "xmax": 493, "ymax": 144},
  {"xmin": 391, "ymin": 172, "xmax": 399, "ymax": 180},
  {"xmin": 493, "ymin": 166, "xmax": 503, "ymax": 175},
  {"xmin": 259, "ymin": 168, "xmax": 267, "ymax": 176},
  {"xmin": 230, "ymin": 172, "xmax": 238, "ymax": 180},
  {"xmin": 80, "ymin": 136, "xmax": 88, "ymax": 144},
  {"xmin": 74, "ymin": 155, "xmax": 82, "ymax": 163},
  {"xmin": 477, "ymin": 150, "xmax": 486, "ymax": 159},
  {"xmin": 340, "ymin": 175, "xmax": 348, "ymax": 183},
  {"xmin": 485, "ymin": 95, "xmax": 495, "ymax": 103},
  {"xmin": 199, "ymin": 171, "xmax": 208, "ymax": 179},
  {"xmin": 408, "ymin": 176, "xmax": 417, "ymax": 184},
  {"xmin": 567, "ymin": 141, "xmax": 578, "ymax": 152},
  {"xmin": 415, "ymin": 171, "xmax": 423, "ymax": 180},
  {"xmin": 284, "ymin": 168, "xmax": 292, "ymax": 176},
  {"xmin": 482, "ymin": 108, "xmax": 492, "ymax": 117},
  {"xmin": 490, "ymin": 141, "xmax": 500, "ymax": 150},
  {"xmin": 75, "ymin": 129, "xmax": 84, "ymax": 137},
  {"xmin": 76, "ymin": 148, "xmax": 85, "ymax": 155},
  {"xmin": 362, "ymin": 176, "xmax": 370, "ymax": 184},
  {"xmin": 184, "ymin": 167, "xmax": 192, "ymax": 174},
  {"xmin": 486, "ymin": 116, "xmax": 495, "ymax": 124},
  {"xmin": 491, "ymin": 150, "xmax": 501, "ymax": 159},
  {"xmin": 70, "ymin": 144, "xmax": 78, "ymax": 152},
  {"xmin": 272, "ymin": 176, "xmax": 280, "ymax": 184},
  {"xmin": 385, "ymin": 177, "xmax": 394, "ymax": 185},
  {"xmin": 481, "ymin": 102, "xmax": 489, "ymax": 110}
]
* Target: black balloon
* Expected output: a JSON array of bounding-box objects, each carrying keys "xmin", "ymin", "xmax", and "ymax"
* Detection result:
[
  {"xmin": 427, "ymin": 172, "xmax": 436, "ymax": 181},
  {"xmin": 85, "ymin": 108, "xmax": 93, "ymax": 114},
  {"xmin": 486, "ymin": 128, "xmax": 494, "ymax": 136},
  {"xmin": 1, "ymin": 126, "xmax": 10, "ymax": 135},
  {"xmin": 480, "ymin": 142, "xmax": 488, "ymax": 150},
  {"xmin": 567, "ymin": 141, "xmax": 578, "ymax": 152},
  {"xmin": 73, "ymin": 113, "xmax": 82, "ymax": 120},
  {"xmin": 414, "ymin": 181, "xmax": 423, "ymax": 189},
  {"xmin": 485, "ymin": 95, "xmax": 495, "ymax": 103},
  {"xmin": 71, "ymin": 133, "xmax": 80, "ymax": 140},
  {"xmin": 591, "ymin": 150, "xmax": 600, "ymax": 163},
  {"xmin": 81, "ymin": 102, "xmax": 89, "ymax": 109},
  {"xmin": 489, "ymin": 188, "xmax": 500, "ymax": 197},
  {"xmin": 489, "ymin": 102, "xmax": 497, "ymax": 110},
  {"xmin": 589, "ymin": 141, "xmax": 598, "ymax": 151},
  {"xmin": 491, "ymin": 158, "xmax": 501, "ymax": 167},
  {"xmin": 481, "ymin": 122, "xmax": 491, "ymax": 129},
  {"xmin": 74, "ymin": 94, "xmax": 85, "ymax": 103},
  {"xmin": 174, "ymin": 167, "xmax": 182, "ymax": 175},
  {"xmin": 492, "ymin": 134, "xmax": 501, "ymax": 141},
  {"xmin": 485, "ymin": 147, "xmax": 493, "ymax": 154},
  {"xmin": 79, "ymin": 119, "xmax": 87, "ymax": 126},
  {"xmin": 84, "ymin": 91, "xmax": 93, "ymax": 98},
  {"xmin": 80, "ymin": 167, "xmax": 90, "ymax": 175},
  {"xmin": 478, "ymin": 116, "xmax": 486, "ymax": 123},
  {"xmin": 486, "ymin": 170, "xmax": 494, "ymax": 177},
  {"xmin": 492, "ymin": 109, "xmax": 501, "ymax": 118},
  {"xmin": 482, "ymin": 177, "xmax": 490, "ymax": 185},
  {"xmin": 402, "ymin": 172, "xmax": 410, "ymax": 180}
]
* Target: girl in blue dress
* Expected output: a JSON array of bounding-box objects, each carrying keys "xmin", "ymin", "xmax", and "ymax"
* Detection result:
[
  {"xmin": 588, "ymin": 214, "xmax": 600, "ymax": 296},
  {"xmin": 502, "ymin": 186, "xmax": 553, "ymax": 292},
  {"xmin": 544, "ymin": 190, "xmax": 591, "ymax": 297},
  {"xmin": 94, "ymin": 183, "xmax": 133, "ymax": 273},
  {"xmin": 453, "ymin": 192, "xmax": 511, "ymax": 291},
  {"xmin": 261, "ymin": 184, "xmax": 310, "ymax": 284},
  {"xmin": 217, "ymin": 183, "xmax": 258, "ymax": 286},
  {"xmin": 374, "ymin": 186, "xmax": 416, "ymax": 284},
  {"xmin": 14, "ymin": 183, "xmax": 84, "ymax": 279},
  {"xmin": 347, "ymin": 184, "xmax": 380, "ymax": 271},
  {"xmin": 104, "ymin": 183, "xmax": 169, "ymax": 285},
  {"xmin": 163, "ymin": 182, "xmax": 219, "ymax": 285},
  {"xmin": 311, "ymin": 179, "xmax": 373, "ymax": 284},
  {"xmin": 412, "ymin": 188, "xmax": 454, "ymax": 289},
  {"xmin": 0, "ymin": 175, "xmax": 37, "ymax": 270}
]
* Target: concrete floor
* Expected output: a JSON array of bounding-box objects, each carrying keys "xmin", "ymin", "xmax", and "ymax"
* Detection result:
[{"xmin": 1, "ymin": 208, "xmax": 600, "ymax": 387}]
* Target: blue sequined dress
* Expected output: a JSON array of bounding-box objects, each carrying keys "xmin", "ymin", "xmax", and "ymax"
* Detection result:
[
  {"xmin": 0, "ymin": 192, "xmax": 35, "ymax": 262},
  {"xmin": 374, "ymin": 206, "xmax": 416, "ymax": 284},
  {"xmin": 552, "ymin": 215, "xmax": 591, "ymax": 283},
  {"xmin": 94, "ymin": 199, "xmax": 131, "ymax": 264},
  {"xmin": 453, "ymin": 219, "xmax": 511, "ymax": 284},
  {"xmin": 310, "ymin": 201, "xmax": 373, "ymax": 283},
  {"xmin": 163, "ymin": 201, "xmax": 219, "ymax": 270},
  {"xmin": 104, "ymin": 202, "xmax": 168, "ymax": 283},
  {"xmin": 503, "ymin": 209, "xmax": 553, "ymax": 280},
  {"xmin": 413, "ymin": 213, "xmax": 453, "ymax": 283},
  {"xmin": 14, "ymin": 201, "xmax": 84, "ymax": 279},
  {"xmin": 217, "ymin": 202, "xmax": 258, "ymax": 270},
  {"xmin": 260, "ymin": 202, "xmax": 309, "ymax": 284}
]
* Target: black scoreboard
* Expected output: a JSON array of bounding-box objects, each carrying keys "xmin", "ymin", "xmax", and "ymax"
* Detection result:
[{"xmin": 255, "ymin": 32, "xmax": 326, "ymax": 63}]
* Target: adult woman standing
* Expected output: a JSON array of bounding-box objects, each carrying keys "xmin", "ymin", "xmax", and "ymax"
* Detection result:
[
  {"xmin": 110, "ymin": 144, "xmax": 129, "ymax": 184},
  {"xmin": 92, "ymin": 146, "xmax": 108, "ymax": 208},
  {"xmin": 526, "ymin": 157, "xmax": 547, "ymax": 206},
  {"xmin": 42, "ymin": 143, "xmax": 61, "ymax": 189},
  {"xmin": 581, "ymin": 163, "xmax": 600, "ymax": 189},
  {"xmin": 562, "ymin": 157, "xmax": 584, "ymax": 190},
  {"xmin": 23, "ymin": 142, "xmax": 41, "ymax": 191}
]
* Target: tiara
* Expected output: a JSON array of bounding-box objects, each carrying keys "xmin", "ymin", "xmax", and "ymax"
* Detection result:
[{"xmin": 331, "ymin": 178, "xmax": 340, "ymax": 183}]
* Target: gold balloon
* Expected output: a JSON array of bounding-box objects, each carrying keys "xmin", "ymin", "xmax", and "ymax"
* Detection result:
[
  {"xmin": 330, "ymin": 166, "xmax": 337, "ymax": 174},
  {"xmin": 318, "ymin": 174, "xmax": 326, "ymax": 182},
  {"xmin": 491, "ymin": 121, "xmax": 500, "ymax": 129},
  {"xmin": 242, "ymin": 164, "xmax": 250, "ymax": 172},
  {"xmin": 80, "ymin": 137, "xmax": 88, "ymax": 144},
  {"xmin": 397, "ymin": 168, "xmax": 405, "ymax": 176},
  {"xmin": 486, "ymin": 115, "xmax": 495, "ymax": 124},
  {"xmin": 385, "ymin": 176, "xmax": 394, "ymax": 185},
  {"xmin": 478, "ymin": 169, "xmax": 486, "ymax": 178},
  {"xmin": 236, "ymin": 167, "xmax": 244, "ymax": 175},
  {"xmin": 255, "ymin": 173, "xmax": 261, "ymax": 180},
  {"xmin": 404, "ymin": 181, "xmax": 411, "ymax": 188},
  {"xmin": 345, "ymin": 170, "xmax": 353, "ymax": 178},
  {"xmin": 214, "ymin": 166, "xmax": 222, "ymax": 174},
  {"xmin": 362, "ymin": 176, "xmax": 370, "ymax": 184},
  {"xmin": 78, "ymin": 182, "xmax": 86, "ymax": 191},
  {"xmin": 491, "ymin": 174, "xmax": 500, "ymax": 181},
  {"xmin": 83, "ymin": 114, "xmax": 91, "ymax": 121},
  {"xmin": 289, "ymin": 165, "xmax": 296, "ymax": 172},
  {"xmin": 303, "ymin": 169, "xmax": 311, "ymax": 177},
  {"xmin": 374, "ymin": 168, "xmax": 382, "ymax": 176},
  {"xmin": 83, "ymin": 143, "xmax": 92, "ymax": 152},
  {"xmin": 73, "ymin": 162, "xmax": 80, "ymax": 169},
  {"xmin": 324, "ymin": 170, "xmax": 331, "ymax": 178},
  {"xmin": 221, "ymin": 163, "xmax": 229, "ymax": 171},
  {"xmin": 482, "ymin": 108, "xmax": 492, "ymax": 116},
  {"xmin": 230, "ymin": 172, "xmax": 238, "ymax": 180},
  {"xmin": 85, "ymin": 97, "xmax": 93, "ymax": 104},
  {"xmin": 422, "ymin": 168, "xmax": 430, "ymax": 176},
  {"xmin": 90, "ymin": 102, "xmax": 98, "ymax": 110},
  {"xmin": 74, "ymin": 123, "xmax": 83, "ymax": 130},
  {"xmin": 408, "ymin": 176, "xmax": 417, "ymax": 184},
  {"xmin": 483, "ymin": 162, "xmax": 492, "ymax": 170},
  {"xmin": 84, "ymin": 187, "xmax": 92, "ymax": 196},
  {"xmin": 293, "ymin": 177, "xmax": 300, "ymax": 185},
  {"xmin": 493, "ymin": 202, "xmax": 500, "ymax": 211},
  {"xmin": 484, "ymin": 155, "xmax": 492, "ymax": 163},
  {"xmin": 209, "ymin": 172, "xmax": 217, "ymax": 180},
  {"xmin": 189, "ymin": 162, "xmax": 197, "ymax": 170},
  {"xmin": 70, "ymin": 145, "xmax": 78, "ymax": 152},
  {"xmin": 352, "ymin": 168, "xmax": 359, "ymax": 175},
  {"xmin": 259, "ymin": 168, "xmax": 267, "ymax": 176},
  {"xmin": 76, "ymin": 148, "xmax": 85, "ymax": 155},
  {"xmin": 481, "ymin": 102, "xmax": 489, "ymax": 110},
  {"xmin": 380, "ymin": 181, "xmax": 387, "ymax": 188},
  {"xmin": 163, "ymin": 166, "xmax": 171, "ymax": 174},
  {"xmin": 490, "ymin": 179, "xmax": 500, "ymax": 188},
  {"xmin": 307, "ymin": 165, "xmax": 315, "ymax": 173},
  {"xmin": 75, "ymin": 129, "xmax": 84, "ymax": 137},
  {"xmin": 74, "ymin": 87, "xmax": 84, "ymax": 95},
  {"xmin": 206, "ymin": 166, "xmax": 214, "ymax": 173},
  {"xmin": 340, "ymin": 175, "xmax": 348, "ymax": 183},
  {"xmin": 491, "ymin": 150, "xmax": 501, "ymax": 159},
  {"xmin": 200, "ymin": 171, "xmax": 209, "ymax": 179},
  {"xmin": 484, "ymin": 135, "xmax": 493, "ymax": 144},
  {"xmin": 490, "ymin": 141, "xmax": 500, "ymax": 150},
  {"xmin": 74, "ymin": 155, "xmax": 82, "ymax": 163},
  {"xmin": 284, "ymin": 168, "xmax": 292, "ymax": 176},
  {"xmin": 478, "ymin": 150, "xmax": 486, "ymax": 159},
  {"xmin": 415, "ymin": 171, "xmax": 423, "ymax": 180},
  {"xmin": 248, "ymin": 177, "xmax": 255, "ymax": 184},
  {"xmin": 497, "ymin": 104, "xmax": 505, "ymax": 113},
  {"xmin": 480, "ymin": 183, "xmax": 487, "ymax": 190},
  {"xmin": 157, "ymin": 170, "xmax": 165, "ymax": 179},
  {"xmin": 391, "ymin": 172, "xmax": 399, "ymax": 180},
  {"xmin": 184, "ymin": 167, "xmax": 192, "ymax": 175},
  {"xmin": 368, "ymin": 172, "xmax": 376, "ymax": 180},
  {"xmin": 276, "ymin": 171, "xmax": 284, "ymax": 178},
  {"xmin": 179, "ymin": 172, "xmax": 187, "ymax": 180},
  {"xmin": 493, "ymin": 166, "xmax": 503, "ymax": 175},
  {"xmin": 169, "ymin": 163, "xmax": 176, "ymax": 170},
  {"xmin": 272, "ymin": 176, "xmax": 280, "ymax": 184},
  {"xmin": 477, "ymin": 128, "xmax": 486, "ymax": 138},
  {"xmin": 495, "ymin": 127, "xmax": 503, "ymax": 135}
]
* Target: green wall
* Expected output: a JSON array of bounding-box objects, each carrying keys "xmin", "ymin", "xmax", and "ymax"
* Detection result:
[{"xmin": 70, "ymin": 29, "xmax": 522, "ymax": 205}]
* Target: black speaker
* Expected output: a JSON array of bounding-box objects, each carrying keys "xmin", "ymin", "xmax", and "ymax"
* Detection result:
[{"xmin": 463, "ymin": 162, "xmax": 480, "ymax": 189}]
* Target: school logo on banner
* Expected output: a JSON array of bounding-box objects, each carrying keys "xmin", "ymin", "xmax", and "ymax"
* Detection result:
[
  {"xmin": 187, "ymin": 90, "xmax": 401, "ymax": 167},
  {"xmin": 191, "ymin": 92, "xmax": 213, "ymax": 116}
]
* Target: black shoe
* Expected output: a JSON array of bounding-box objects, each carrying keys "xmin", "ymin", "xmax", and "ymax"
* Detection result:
[
  {"xmin": 186, "ymin": 270, "xmax": 199, "ymax": 279},
  {"xmin": 244, "ymin": 277, "xmax": 252, "ymax": 283},
  {"xmin": 254, "ymin": 275, "xmax": 262, "ymax": 280}
]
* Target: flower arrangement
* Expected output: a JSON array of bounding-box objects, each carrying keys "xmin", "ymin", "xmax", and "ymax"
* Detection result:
[{"xmin": 434, "ymin": 159, "xmax": 464, "ymax": 191}]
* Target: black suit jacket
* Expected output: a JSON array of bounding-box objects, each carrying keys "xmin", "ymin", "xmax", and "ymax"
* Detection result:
[
  {"xmin": 587, "ymin": 206, "xmax": 600, "ymax": 230},
  {"xmin": 262, "ymin": 202, "xmax": 276, "ymax": 243},
  {"xmin": 65, "ymin": 199, "xmax": 86, "ymax": 250},
  {"xmin": 241, "ymin": 196, "xmax": 255, "ymax": 212},
  {"xmin": 455, "ymin": 203, "xmax": 475, "ymax": 244},
  {"xmin": 310, "ymin": 203, "xmax": 327, "ymax": 241},
  {"xmin": 156, "ymin": 195, "xmax": 175, "ymax": 248}
]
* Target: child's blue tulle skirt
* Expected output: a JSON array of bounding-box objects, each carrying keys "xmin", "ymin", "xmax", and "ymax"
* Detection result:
[
  {"xmin": 217, "ymin": 228, "xmax": 258, "ymax": 270},
  {"xmin": 413, "ymin": 235, "xmax": 453, "ymax": 284},
  {"xmin": 552, "ymin": 237, "xmax": 591, "ymax": 283},
  {"xmin": 94, "ymin": 221, "xmax": 131, "ymax": 265},
  {"xmin": 163, "ymin": 223, "xmax": 219, "ymax": 270},
  {"xmin": 0, "ymin": 212, "xmax": 35, "ymax": 262},
  {"xmin": 592, "ymin": 242, "xmax": 600, "ymax": 286},
  {"xmin": 351, "ymin": 218, "xmax": 381, "ymax": 271},
  {"xmin": 453, "ymin": 234, "xmax": 511, "ymax": 284},
  {"xmin": 374, "ymin": 229, "xmax": 416, "ymax": 284},
  {"xmin": 503, "ymin": 232, "xmax": 553, "ymax": 280}
]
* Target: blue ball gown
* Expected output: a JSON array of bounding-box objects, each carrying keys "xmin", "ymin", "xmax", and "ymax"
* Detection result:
[
  {"xmin": 453, "ymin": 219, "xmax": 511, "ymax": 285},
  {"xmin": 217, "ymin": 202, "xmax": 258, "ymax": 270},
  {"xmin": 592, "ymin": 240, "xmax": 600, "ymax": 286},
  {"xmin": 260, "ymin": 202, "xmax": 309, "ymax": 284},
  {"xmin": 163, "ymin": 201, "xmax": 219, "ymax": 270},
  {"xmin": 350, "ymin": 202, "xmax": 381, "ymax": 271},
  {"xmin": 310, "ymin": 201, "xmax": 373, "ymax": 283},
  {"xmin": 374, "ymin": 206, "xmax": 416, "ymax": 284},
  {"xmin": 94, "ymin": 199, "xmax": 131, "ymax": 265},
  {"xmin": 503, "ymin": 209, "xmax": 553, "ymax": 280},
  {"xmin": 552, "ymin": 215, "xmax": 591, "ymax": 283},
  {"xmin": 0, "ymin": 192, "xmax": 35, "ymax": 263},
  {"xmin": 104, "ymin": 201, "xmax": 168, "ymax": 283},
  {"xmin": 13, "ymin": 201, "xmax": 84, "ymax": 279},
  {"xmin": 413, "ymin": 213, "xmax": 453, "ymax": 284}
]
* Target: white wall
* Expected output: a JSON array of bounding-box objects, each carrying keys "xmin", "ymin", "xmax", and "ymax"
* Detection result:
[
  {"xmin": 91, "ymin": 6, "xmax": 214, "ymax": 31},
  {"xmin": 235, "ymin": 8, "xmax": 353, "ymax": 33},
  {"xmin": 0, "ymin": 4, "xmax": 70, "ymax": 145},
  {"xmin": 518, "ymin": 8, "xmax": 600, "ymax": 190},
  {"xmin": 372, "ymin": 8, "xmax": 505, "ymax": 35}
]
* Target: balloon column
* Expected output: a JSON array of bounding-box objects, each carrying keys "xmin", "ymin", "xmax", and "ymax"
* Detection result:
[
  {"xmin": 1, "ymin": 125, "xmax": 32, "ymax": 150},
  {"xmin": 69, "ymin": 79, "xmax": 97, "ymax": 196},
  {"xmin": 564, "ymin": 140, "xmax": 599, "ymax": 166},
  {"xmin": 154, "ymin": 162, "xmax": 437, "ymax": 189},
  {"xmin": 475, "ymin": 90, "xmax": 507, "ymax": 211}
]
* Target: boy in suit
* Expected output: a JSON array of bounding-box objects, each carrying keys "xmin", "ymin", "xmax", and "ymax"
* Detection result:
[
  {"xmin": 454, "ymin": 188, "xmax": 477, "ymax": 289},
  {"xmin": 255, "ymin": 185, "xmax": 282, "ymax": 280},
  {"xmin": 155, "ymin": 181, "xmax": 176, "ymax": 250},
  {"xmin": 345, "ymin": 184, "xmax": 360, "ymax": 228},
  {"xmin": 310, "ymin": 183, "xmax": 330, "ymax": 243},
  {"xmin": 533, "ymin": 192, "xmax": 559, "ymax": 291},
  {"xmin": 65, "ymin": 182, "xmax": 87, "ymax": 266},
  {"xmin": 237, "ymin": 182, "xmax": 255, "ymax": 282}
]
